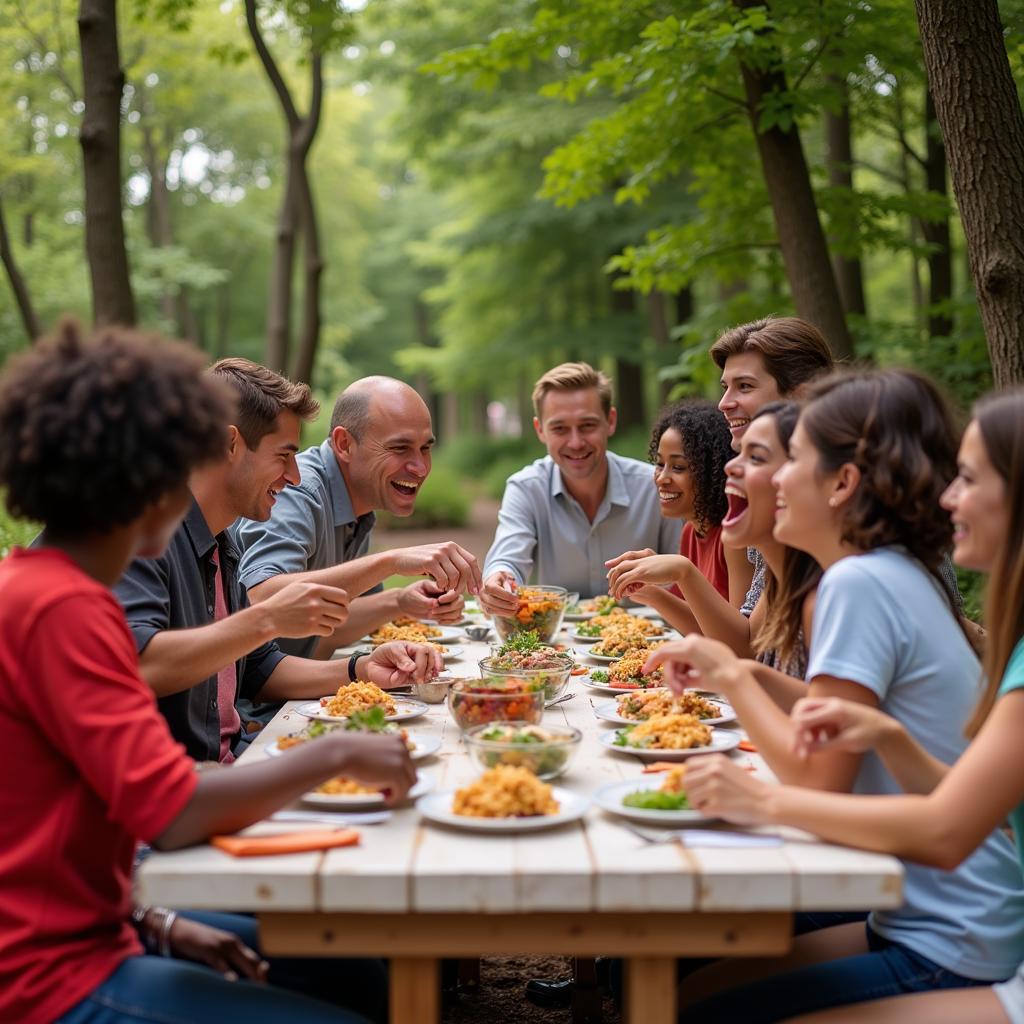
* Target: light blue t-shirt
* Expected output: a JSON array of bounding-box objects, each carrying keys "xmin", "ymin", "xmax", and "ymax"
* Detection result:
[
  {"xmin": 807, "ymin": 547, "xmax": 1024, "ymax": 981},
  {"xmin": 998, "ymin": 638, "xmax": 1024, "ymax": 879}
]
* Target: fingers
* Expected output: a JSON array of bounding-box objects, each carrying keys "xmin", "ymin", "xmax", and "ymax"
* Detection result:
[
  {"xmin": 221, "ymin": 936, "xmax": 269, "ymax": 982},
  {"xmin": 480, "ymin": 572, "xmax": 520, "ymax": 615},
  {"xmin": 608, "ymin": 566, "xmax": 642, "ymax": 601},
  {"xmin": 604, "ymin": 548, "xmax": 654, "ymax": 569}
]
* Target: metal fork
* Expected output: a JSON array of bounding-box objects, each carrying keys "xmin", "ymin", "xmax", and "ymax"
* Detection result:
[
  {"xmin": 545, "ymin": 692, "xmax": 576, "ymax": 708},
  {"xmin": 617, "ymin": 820, "xmax": 687, "ymax": 844}
]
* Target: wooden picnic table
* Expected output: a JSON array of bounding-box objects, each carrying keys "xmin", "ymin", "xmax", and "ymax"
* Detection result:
[{"xmin": 136, "ymin": 624, "xmax": 903, "ymax": 1024}]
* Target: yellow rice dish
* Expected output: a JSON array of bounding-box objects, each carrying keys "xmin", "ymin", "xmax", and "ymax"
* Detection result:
[{"xmin": 452, "ymin": 765, "xmax": 560, "ymax": 818}]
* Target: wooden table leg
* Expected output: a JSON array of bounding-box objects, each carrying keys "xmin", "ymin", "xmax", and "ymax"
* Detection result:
[
  {"xmin": 625, "ymin": 956, "xmax": 675, "ymax": 1024},
  {"xmin": 390, "ymin": 957, "xmax": 440, "ymax": 1024}
]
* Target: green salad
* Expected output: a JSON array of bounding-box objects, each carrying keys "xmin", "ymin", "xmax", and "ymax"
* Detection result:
[
  {"xmin": 590, "ymin": 670, "xmax": 609, "ymax": 683},
  {"xmin": 471, "ymin": 724, "xmax": 575, "ymax": 778},
  {"xmin": 622, "ymin": 789, "xmax": 691, "ymax": 810}
]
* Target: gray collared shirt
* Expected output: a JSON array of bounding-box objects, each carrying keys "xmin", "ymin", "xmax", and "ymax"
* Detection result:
[
  {"xmin": 483, "ymin": 451, "xmax": 681, "ymax": 599},
  {"xmin": 233, "ymin": 439, "xmax": 378, "ymax": 658}
]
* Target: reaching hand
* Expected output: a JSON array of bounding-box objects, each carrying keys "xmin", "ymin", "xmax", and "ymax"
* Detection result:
[
  {"xmin": 606, "ymin": 553, "xmax": 690, "ymax": 601},
  {"xmin": 360, "ymin": 641, "xmax": 443, "ymax": 688},
  {"xmin": 391, "ymin": 541, "xmax": 482, "ymax": 596},
  {"xmin": 167, "ymin": 915, "xmax": 269, "ymax": 982},
  {"xmin": 262, "ymin": 581, "xmax": 349, "ymax": 637},
  {"xmin": 396, "ymin": 580, "xmax": 465, "ymax": 623},
  {"xmin": 478, "ymin": 570, "xmax": 520, "ymax": 617},
  {"xmin": 334, "ymin": 731, "xmax": 417, "ymax": 804},
  {"xmin": 791, "ymin": 697, "xmax": 898, "ymax": 760},
  {"xmin": 642, "ymin": 636, "xmax": 748, "ymax": 696},
  {"xmin": 682, "ymin": 754, "xmax": 771, "ymax": 826},
  {"xmin": 604, "ymin": 548, "xmax": 656, "ymax": 570}
]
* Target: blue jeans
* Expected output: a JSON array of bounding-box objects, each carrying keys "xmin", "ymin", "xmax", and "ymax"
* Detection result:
[
  {"xmin": 57, "ymin": 912, "xmax": 385, "ymax": 1024},
  {"xmin": 681, "ymin": 923, "xmax": 987, "ymax": 1023}
]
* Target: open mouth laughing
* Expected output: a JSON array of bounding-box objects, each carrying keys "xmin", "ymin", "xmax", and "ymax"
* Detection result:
[
  {"xmin": 722, "ymin": 485, "xmax": 749, "ymax": 527},
  {"xmin": 390, "ymin": 479, "xmax": 421, "ymax": 498}
]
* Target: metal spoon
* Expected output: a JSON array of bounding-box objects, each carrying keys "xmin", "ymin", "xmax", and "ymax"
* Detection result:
[{"xmin": 545, "ymin": 692, "xmax": 576, "ymax": 708}]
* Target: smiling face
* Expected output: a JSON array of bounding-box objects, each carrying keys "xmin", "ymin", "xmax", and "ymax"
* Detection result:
[
  {"xmin": 226, "ymin": 409, "xmax": 302, "ymax": 522},
  {"xmin": 771, "ymin": 419, "xmax": 845, "ymax": 557},
  {"xmin": 336, "ymin": 389, "xmax": 435, "ymax": 516},
  {"xmin": 534, "ymin": 387, "xmax": 616, "ymax": 485},
  {"xmin": 719, "ymin": 352, "xmax": 783, "ymax": 446},
  {"xmin": 940, "ymin": 420, "xmax": 1008, "ymax": 573},
  {"xmin": 652, "ymin": 428, "xmax": 696, "ymax": 522},
  {"xmin": 721, "ymin": 415, "xmax": 787, "ymax": 550}
]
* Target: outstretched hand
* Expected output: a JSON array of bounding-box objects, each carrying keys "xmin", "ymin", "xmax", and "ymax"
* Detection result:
[{"xmin": 361, "ymin": 641, "xmax": 443, "ymax": 688}]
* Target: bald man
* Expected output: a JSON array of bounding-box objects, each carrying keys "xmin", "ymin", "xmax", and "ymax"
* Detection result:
[{"xmin": 233, "ymin": 376, "xmax": 481, "ymax": 659}]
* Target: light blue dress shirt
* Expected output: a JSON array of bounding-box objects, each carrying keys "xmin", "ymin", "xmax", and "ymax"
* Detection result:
[{"xmin": 482, "ymin": 451, "xmax": 681, "ymax": 599}]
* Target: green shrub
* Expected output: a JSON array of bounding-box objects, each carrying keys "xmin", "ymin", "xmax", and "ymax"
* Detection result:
[
  {"xmin": 0, "ymin": 499, "xmax": 38, "ymax": 557},
  {"xmin": 375, "ymin": 463, "xmax": 470, "ymax": 529}
]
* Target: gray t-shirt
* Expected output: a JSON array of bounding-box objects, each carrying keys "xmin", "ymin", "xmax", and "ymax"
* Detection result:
[
  {"xmin": 807, "ymin": 547, "xmax": 1024, "ymax": 980},
  {"xmin": 483, "ymin": 451, "xmax": 681, "ymax": 599},
  {"xmin": 233, "ymin": 440, "xmax": 378, "ymax": 658}
]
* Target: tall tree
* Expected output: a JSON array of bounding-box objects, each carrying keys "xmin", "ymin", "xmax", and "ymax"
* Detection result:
[
  {"xmin": 77, "ymin": 0, "xmax": 135, "ymax": 325},
  {"xmin": 0, "ymin": 196, "xmax": 41, "ymax": 340},
  {"xmin": 244, "ymin": 0, "xmax": 334, "ymax": 385},
  {"xmin": 915, "ymin": 0, "xmax": 1024, "ymax": 385},
  {"xmin": 921, "ymin": 88, "xmax": 952, "ymax": 339}
]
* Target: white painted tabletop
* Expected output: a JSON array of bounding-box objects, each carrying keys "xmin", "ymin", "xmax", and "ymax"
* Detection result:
[{"xmin": 137, "ymin": 623, "xmax": 903, "ymax": 916}]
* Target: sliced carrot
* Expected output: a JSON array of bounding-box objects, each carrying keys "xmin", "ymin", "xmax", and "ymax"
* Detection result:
[
  {"xmin": 738, "ymin": 740, "xmax": 758, "ymax": 753},
  {"xmin": 641, "ymin": 761, "xmax": 679, "ymax": 774}
]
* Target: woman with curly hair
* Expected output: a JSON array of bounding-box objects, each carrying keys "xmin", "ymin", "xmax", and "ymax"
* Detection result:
[
  {"xmin": 604, "ymin": 399, "xmax": 753, "ymax": 636},
  {"xmin": 645, "ymin": 371, "xmax": 1024, "ymax": 1023},
  {"xmin": 0, "ymin": 321, "xmax": 415, "ymax": 1024}
]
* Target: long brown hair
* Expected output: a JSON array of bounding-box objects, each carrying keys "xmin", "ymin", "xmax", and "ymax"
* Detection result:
[
  {"xmin": 747, "ymin": 402, "xmax": 820, "ymax": 666},
  {"xmin": 966, "ymin": 390, "xmax": 1024, "ymax": 736}
]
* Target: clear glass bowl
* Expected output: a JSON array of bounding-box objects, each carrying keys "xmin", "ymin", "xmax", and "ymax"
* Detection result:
[
  {"xmin": 447, "ymin": 679, "xmax": 545, "ymax": 731},
  {"xmin": 478, "ymin": 656, "xmax": 572, "ymax": 703},
  {"xmin": 463, "ymin": 722, "xmax": 582, "ymax": 780},
  {"xmin": 491, "ymin": 585, "xmax": 568, "ymax": 644}
]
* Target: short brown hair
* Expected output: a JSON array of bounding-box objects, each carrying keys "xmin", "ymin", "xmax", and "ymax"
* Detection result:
[
  {"xmin": 209, "ymin": 358, "xmax": 319, "ymax": 449},
  {"xmin": 709, "ymin": 316, "xmax": 834, "ymax": 396},
  {"xmin": 532, "ymin": 362, "xmax": 613, "ymax": 419}
]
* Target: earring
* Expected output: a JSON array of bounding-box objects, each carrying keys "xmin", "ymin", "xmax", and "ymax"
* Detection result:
[{"xmin": 828, "ymin": 497, "xmax": 838, "ymax": 508}]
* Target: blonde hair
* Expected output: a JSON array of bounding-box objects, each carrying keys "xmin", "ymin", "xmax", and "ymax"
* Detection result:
[{"xmin": 532, "ymin": 362, "xmax": 613, "ymax": 419}]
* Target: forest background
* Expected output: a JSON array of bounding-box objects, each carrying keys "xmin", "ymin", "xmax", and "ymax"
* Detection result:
[{"xmin": 2, "ymin": 0, "xmax": 1023, "ymax": 604}]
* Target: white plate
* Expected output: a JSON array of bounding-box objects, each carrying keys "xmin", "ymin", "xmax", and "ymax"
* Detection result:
[
  {"xmin": 599, "ymin": 728, "xmax": 742, "ymax": 761},
  {"xmin": 569, "ymin": 629, "xmax": 603, "ymax": 643},
  {"xmin": 592, "ymin": 696, "xmax": 737, "ymax": 727},
  {"xmin": 363, "ymin": 625, "xmax": 463, "ymax": 645},
  {"xmin": 417, "ymin": 787, "xmax": 589, "ymax": 832},
  {"xmin": 593, "ymin": 778, "xmax": 719, "ymax": 825},
  {"xmin": 264, "ymin": 731, "xmax": 442, "ymax": 761},
  {"xmin": 301, "ymin": 771, "xmax": 433, "ymax": 809},
  {"xmin": 441, "ymin": 645, "xmax": 465, "ymax": 660},
  {"xmin": 571, "ymin": 624, "xmax": 673, "ymax": 644},
  {"xmin": 295, "ymin": 697, "xmax": 430, "ymax": 724},
  {"xmin": 563, "ymin": 610, "xmax": 597, "ymax": 622}
]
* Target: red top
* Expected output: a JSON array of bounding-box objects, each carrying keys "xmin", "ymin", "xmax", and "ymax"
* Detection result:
[
  {"xmin": 676, "ymin": 522, "xmax": 730, "ymax": 601},
  {"xmin": 0, "ymin": 548, "xmax": 198, "ymax": 1024}
]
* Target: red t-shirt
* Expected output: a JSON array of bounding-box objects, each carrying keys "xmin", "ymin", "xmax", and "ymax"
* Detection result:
[
  {"xmin": 0, "ymin": 548, "xmax": 198, "ymax": 1024},
  {"xmin": 677, "ymin": 522, "xmax": 730, "ymax": 601}
]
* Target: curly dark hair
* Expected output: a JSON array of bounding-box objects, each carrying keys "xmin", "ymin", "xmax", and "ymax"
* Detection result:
[
  {"xmin": 0, "ymin": 319, "xmax": 232, "ymax": 537},
  {"xmin": 648, "ymin": 398, "xmax": 733, "ymax": 533}
]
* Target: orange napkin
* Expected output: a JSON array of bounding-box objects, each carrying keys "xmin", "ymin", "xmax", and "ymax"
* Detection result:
[
  {"xmin": 211, "ymin": 829, "xmax": 360, "ymax": 857},
  {"xmin": 738, "ymin": 740, "xmax": 758, "ymax": 753}
]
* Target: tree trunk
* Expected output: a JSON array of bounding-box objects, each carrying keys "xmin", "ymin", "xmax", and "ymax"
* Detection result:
[
  {"xmin": 0, "ymin": 196, "xmax": 42, "ymax": 341},
  {"xmin": 915, "ymin": 0, "xmax": 1024, "ymax": 385},
  {"xmin": 732, "ymin": 0, "xmax": 853, "ymax": 360},
  {"xmin": 824, "ymin": 75, "xmax": 867, "ymax": 317},
  {"xmin": 609, "ymin": 280, "xmax": 644, "ymax": 429},
  {"xmin": 894, "ymin": 89, "xmax": 926, "ymax": 337},
  {"xmin": 141, "ymin": 122, "xmax": 177, "ymax": 325},
  {"xmin": 289, "ymin": 55, "xmax": 325, "ymax": 387},
  {"xmin": 647, "ymin": 291, "xmax": 674, "ymax": 406},
  {"xmin": 922, "ymin": 87, "xmax": 953, "ymax": 339},
  {"xmin": 77, "ymin": 0, "xmax": 135, "ymax": 325},
  {"xmin": 245, "ymin": 0, "xmax": 325, "ymax": 383}
]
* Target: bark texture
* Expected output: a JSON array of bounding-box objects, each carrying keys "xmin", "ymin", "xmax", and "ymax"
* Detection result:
[
  {"xmin": 922, "ymin": 88, "xmax": 953, "ymax": 339},
  {"xmin": 915, "ymin": 0, "xmax": 1024, "ymax": 385},
  {"xmin": 825, "ymin": 76, "xmax": 867, "ymax": 318},
  {"xmin": 0, "ymin": 197, "xmax": 42, "ymax": 341},
  {"xmin": 733, "ymin": 0, "xmax": 853, "ymax": 360},
  {"xmin": 77, "ymin": 0, "xmax": 135, "ymax": 325}
]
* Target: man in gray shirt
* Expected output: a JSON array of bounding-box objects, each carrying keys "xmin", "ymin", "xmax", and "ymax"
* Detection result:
[
  {"xmin": 235, "ymin": 376, "xmax": 482, "ymax": 658},
  {"xmin": 480, "ymin": 362, "xmax": 680, "ymax": 615}
]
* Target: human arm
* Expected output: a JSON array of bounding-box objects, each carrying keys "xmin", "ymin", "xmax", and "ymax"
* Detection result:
[
  {"xmin": 247, "ymin": 541, "xmax": 481, "ymax": 604},
  {"xmin": 607, "ymin": 551, "xmax": 753, "ymax": 655},
  {"xmin": 791, "ymin": 696, "xmax": 951, "ymax": 794},
  {"xmin": 479, "ymin": 477, "xmax": 536, "ymax": 615},
  {"xmin": 682, "ymin": 690, "xmax": 1024, "ymax": 870},
  {"xmin": 644, "ymin": 637, "xmax": 873, "ymax": 792},
  {"xmin": 134, "ymin": 911, "xmax": 268, "ymax": 981},
  {"xmin": 258, "ymin": 641, "xmax": 443, "ymax": 699}
]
